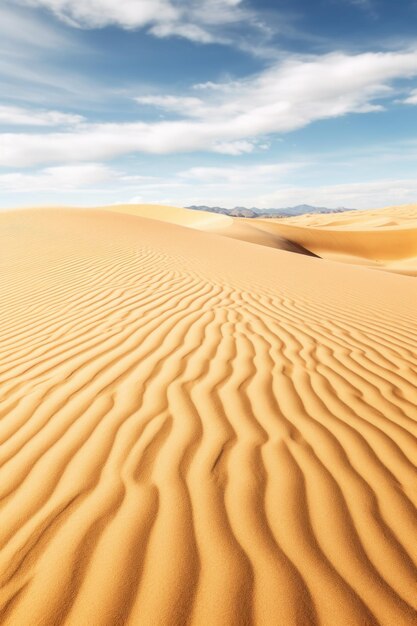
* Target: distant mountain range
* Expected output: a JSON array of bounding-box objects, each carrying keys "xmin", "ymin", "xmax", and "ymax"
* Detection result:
[{"xmin": 187, "ymin": 204, "xmax": 354, "ymax": 218}]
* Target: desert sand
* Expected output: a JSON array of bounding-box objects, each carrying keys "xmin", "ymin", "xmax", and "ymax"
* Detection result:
[
  {"xmin": 101, "ymin": 204, "xmax": 319, "ymax": 256},
  {"xmin": 252, "ymin": 204, "xmax": 417, "ymax": 275},
  {"xmin": 100, "ymin": 203, "xmax": 233, "ymax": 231},
  {"xmin": 0, "ymin": 206, "xmax": 416, "ymax": 626}
]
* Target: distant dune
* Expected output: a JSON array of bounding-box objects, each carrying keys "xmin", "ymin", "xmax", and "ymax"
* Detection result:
[
  {"xmin": 102, "ymin": 203, "xmax": 417, "ymax": 274},
  {"xmin": 101, "ymin": 204, "xmax": 317, "ymax": 255},
  {"xmin": 0, "ymin": 207, "xmax": 416, "ymax": 625},
  {"xmin": 253, "ymin": 204, "xmax": 417, "ymax": 275}
]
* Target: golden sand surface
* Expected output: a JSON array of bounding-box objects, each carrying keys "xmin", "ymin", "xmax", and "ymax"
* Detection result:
[
  {"xmin": 0, "ymin": 207, "xmax": 416, "ymax": 625},
  {"xmin": 252, "ymin": 204, "xmax": 417, "ymax": 275},
  {"xmin": 101, "ymin": 203, "xmax": 233, "ymax": 230},
  {"xmin": 102, "ymin": 204, "xmax": 319, "ymax": 255}
]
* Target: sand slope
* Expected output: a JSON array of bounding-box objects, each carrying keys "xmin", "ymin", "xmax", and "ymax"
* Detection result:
[
  {"xmin": 101, "ymin": 203, "xmax": 233, "ymax": 230},
  {"xmin": 253, "ymin": 204, "xmax": 417, "ymax": 275},
  {"xmin": 0, "ymin": 208, "xmax": 416, "ymax": 626},
  {"xmin": 103, "ymin": 204, "xmax": 315, "ymax": 255}
]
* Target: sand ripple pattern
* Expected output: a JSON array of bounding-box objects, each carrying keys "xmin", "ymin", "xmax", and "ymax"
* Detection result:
[{"xmin": 0, "ymin": 209, "xmax": 416, "ymax": 626}]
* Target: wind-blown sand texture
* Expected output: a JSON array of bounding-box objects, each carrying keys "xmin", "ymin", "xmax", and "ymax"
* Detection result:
[
  {"xmin": 253, "ymin": 204, "xmax": 417, "ymax": 275},
  {"xmin": 0, "ymin": 207, "xmax": 417, "ymax": 626}
]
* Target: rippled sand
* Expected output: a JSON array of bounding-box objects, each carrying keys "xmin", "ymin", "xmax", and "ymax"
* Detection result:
[{"xmin": 0, "ymin": 207, "xmax": 416, "ymax": 625}]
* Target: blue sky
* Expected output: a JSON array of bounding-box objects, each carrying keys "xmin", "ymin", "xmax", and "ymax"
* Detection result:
[{"xmin": 1, "ymin": 0, "xmax": 417, "ymax": 209}]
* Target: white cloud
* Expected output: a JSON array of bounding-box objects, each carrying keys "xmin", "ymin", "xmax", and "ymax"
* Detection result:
[
  {"xmin": 180, "ymin": 162, "xmax": 303, "ymax": 184},
  {"xmin": 0, "ymin": 163, "xmax": 116, "ymax": 192},
  {"xmin": 136, "ymin": 95, "xmax": 205, "ymax": 116},
  {"xmin": 149, "ymin": 177, "xmax": 417, "ymax": 211},
  {"xmin": 149, "ymin": 21, "xmax": 218, "ymax": 44},
  {"xmin": 2, "ymin": 158, "xmax": 417, "ymax": 211},
  {"xmin": 2, "ymin": 49, "xmax": 417, "ymax": 167},
  {"xmin": 403, "ymin": 88, "xmax": 417, "ymax": 104},
  {"xmin": 0, "ymin": 5, "xmax": 93, "ymax": 107},
  {"xmin": 118, "ymin": 177, "xmax": 417, "ymax": 212},
  {"xmin": 212, "ymin": 141, "xmax": 256, "ymax": 155},
  {"xmin": 0, "ymin": 105, "xmax": 84, "ymax": 126},
  {"xmin": 0, "ymin": 4, "xmax": 70, "ymax": 50},
  {"xmin": 250, "ymin": 179, "xmax": 417, "ymax": 210},
  {"xmin": 17, "ymin": 0, "xmax": 178, "ymax": 29},
  {"xmin": 15, "ymin": 0, "xmax": 253, "ymax": 44}
]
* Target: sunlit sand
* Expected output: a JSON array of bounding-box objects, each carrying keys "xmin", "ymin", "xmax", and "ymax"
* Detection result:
[{"xmin": 0, "ymin": 205, "xmax": 416, "ymax": 625}]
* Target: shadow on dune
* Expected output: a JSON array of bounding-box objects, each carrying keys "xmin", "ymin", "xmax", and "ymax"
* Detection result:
[
  {"xmin": 273, "ymin": 236, "xmax": 320, "ymax": 258},
  {"xmin": 210, "ymin": 221, "xmax": 320, "ymax": 258}
]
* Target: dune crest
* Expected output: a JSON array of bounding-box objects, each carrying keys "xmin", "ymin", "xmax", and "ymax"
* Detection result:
[
  {"xmin": 0, "ymin": 208, "xmax": 416, "ymax": 625},
  {"xmin": 254, "ymin": 204, "xmax": 417, "ymax": 275},
  {"xmin": 102, "ymin": 203, "xmax": 233, "ymax": 229}
]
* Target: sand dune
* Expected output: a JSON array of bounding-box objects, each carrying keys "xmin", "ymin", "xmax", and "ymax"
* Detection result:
[
  {"xmin": 101, "ymin": 203, "xmax": 233, "ymax": 230},
  {"xmin": 253, "ymin": 204, "xmax": 417, "ymax": 275},
  {"xmin": 279, "ymin": 203, "xmax": 417, "ymax": 229},
  {"xmin": 102, "ymin": 203, "xmax": 417, "ymax": 273},
  {"xmin": 0, "ymin": 208, "xmax": 416, "ymax": 626},
  {"xmin": 103, "ymin": 204, "xmax": 316, "ymax": 255}
]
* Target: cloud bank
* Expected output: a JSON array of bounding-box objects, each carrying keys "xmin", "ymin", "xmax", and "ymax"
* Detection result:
[
  {"xmin": 403, "ymin": 88, "xmax": 417, "ymax": 104},
  {"xmin": 0, "ymin": 105, "xmax": 84, "ymax": 127},
  {"xmin": 15, "ymin": 0, "xmax": 253, "ymax": 43},
  {"xmin": 0, "ymin": 163, "xmax": 116, "ymax": 192},
  {"xmin": 2, "ymin": 49, "xmax": 417, "ymax": 167}
]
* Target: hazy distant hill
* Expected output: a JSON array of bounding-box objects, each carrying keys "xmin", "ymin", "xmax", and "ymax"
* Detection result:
[{"xmin": 187, "ymin": 204, "xmax": 354, "ymax": 218}]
